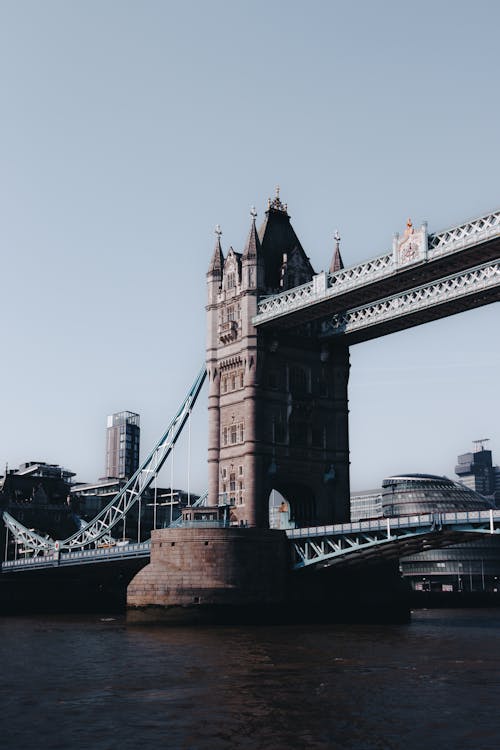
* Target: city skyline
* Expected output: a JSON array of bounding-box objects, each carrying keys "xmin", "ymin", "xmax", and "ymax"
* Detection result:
[{"xmin": 1, "ymin": 2, "xmax": 499, "ymax": 494}]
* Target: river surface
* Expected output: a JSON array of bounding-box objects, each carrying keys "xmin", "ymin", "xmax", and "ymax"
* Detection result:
[{"xmin": 1, "ymin": 608, "xmax": 500, "ymax": 750}]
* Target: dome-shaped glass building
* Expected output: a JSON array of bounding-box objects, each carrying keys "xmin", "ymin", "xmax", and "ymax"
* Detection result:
[
  {"xmin": 381, "ymin": 474, "xmax": 493, "ymax": 517},
  {"xmin": 379, "ymin": 474, "xmax": 500, "ymax": 595}
]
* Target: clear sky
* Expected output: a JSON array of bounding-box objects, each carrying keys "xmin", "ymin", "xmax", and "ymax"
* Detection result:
[{"xmin": 0, "ymin": 0, "xmax": 499, "ymax": 494}]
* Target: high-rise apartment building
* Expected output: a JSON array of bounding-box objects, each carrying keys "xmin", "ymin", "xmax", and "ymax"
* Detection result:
[{"xmin": 105, "ymin": 411, "xmax": 140, "ymax": 480}]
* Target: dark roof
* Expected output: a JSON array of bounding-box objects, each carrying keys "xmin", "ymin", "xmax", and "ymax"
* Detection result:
[{"xmin": 258, "ymin": 206, "xmax": 315, "ymax": 290}]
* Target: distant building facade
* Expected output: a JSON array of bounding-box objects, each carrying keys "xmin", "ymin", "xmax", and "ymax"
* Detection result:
[
  {"xmin": 70, "ymin": 480, "xmax": 197, "ymax": 540},
  {"xmin": 351, "ymin": 463, "xmax": 500, "ymax": 594},
  {"xmin": 0, "ymin": 461, "xmax": 77, "ymax": 541},
  {"xmin": 106, "ymin": 411, "xmax": 140, "ymax": 480},
  {"xmin": 455, "ymin": 442, "xmax": 499, "ymax": 500},
  {"xmin": 350, "ymin": 489, "xmax": 382, "ymax": 521},
  {"xmin": 384, "ymin": 474, "xmax": 499, "ymax": 593}
]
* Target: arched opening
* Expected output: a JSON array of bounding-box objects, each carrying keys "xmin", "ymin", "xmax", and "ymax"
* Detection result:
[
  {"xmin": 268, "ymin": 483, "xmax": 317, "ymax": 529},
  {"xmin": 268, "ymin": 489, "xmax": 294, "ymax": 530}
]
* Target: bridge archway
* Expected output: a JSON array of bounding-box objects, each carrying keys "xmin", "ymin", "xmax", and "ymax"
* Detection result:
[{"xmin": 267, "ymin": 482, "xmax": 316, "ymax": 529}]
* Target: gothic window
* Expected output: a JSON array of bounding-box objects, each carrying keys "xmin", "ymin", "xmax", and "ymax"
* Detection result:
[
  {"xmin": 231, "ymin": 374, "xmax": 236, "ymax": 390},
  {"xmin": 229, "ymin": 473, "xmax": 236, "ymax": 504},
  {"xmin": 222, "ymin": 418, "xmax": 244, "ymax": 446},
  {"xmin": 222, "ymin": 376, "xmax": 228, "ymax": 394},
  {"xmin": 239, "ymin": 372, "xmax": 244, "ymax": 388},
  {"xmin": 227, "ymin": 272, "xmax": 236, "ymax": 289}
]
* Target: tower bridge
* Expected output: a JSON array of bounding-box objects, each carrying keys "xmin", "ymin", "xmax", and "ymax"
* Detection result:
[
  {"xmin": 206, "ymin": 193, "xmax": 500, "ymax": 530},
  {"xmin": 2, "ymin": 192, "xmax": 500, "ymax": 621}
]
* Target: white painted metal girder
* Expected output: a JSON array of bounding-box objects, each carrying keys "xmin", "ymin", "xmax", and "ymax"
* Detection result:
[
  {"xmin": 289, "ymin": 509, "xmax": 500, "ymax": 570},
  {"xmin": 321, "ymin": 260, "xmax": 500, "ymax": 338},
  {"xmin": 254, "ymin": 207, "xmax": 500, "ymax": 325}
]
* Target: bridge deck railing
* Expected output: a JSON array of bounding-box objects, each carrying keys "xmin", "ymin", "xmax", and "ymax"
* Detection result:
[
  {"xmin": 287, "ymin": 509, "xmax": 500, "ymax": 540},
  {"xmin": 255, "ymin": 207, "xmax": 500, "ymax": 324},
  {"xmin": 2, "ymin": 540, "xmax": 151, "ymax": 571}
]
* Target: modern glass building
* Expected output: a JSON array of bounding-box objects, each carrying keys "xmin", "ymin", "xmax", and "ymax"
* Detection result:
[
  {"xmin": 380, "ymin": 474, "xmax": 500, "ymax": 593},
  {"xmin": 381, "ymin": 474, "xmax": 493, "ymax": 517},
  {"xmin": 350, "ymin": 489, "xmax": 382, "ymax": 522}
]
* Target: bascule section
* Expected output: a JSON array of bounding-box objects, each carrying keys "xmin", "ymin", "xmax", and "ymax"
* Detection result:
[{"xmin": 206, "ymin": 192, "xmax": 351, "ymax": 529}]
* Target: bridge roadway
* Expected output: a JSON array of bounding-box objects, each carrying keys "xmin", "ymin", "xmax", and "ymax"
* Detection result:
[
  {"xmin": 3, "ymin": 509, "xmax": 500, "ymax": 574},
  {"xmin": 253, "ymin": 207, "xmax": 500, "ymax": 334}
]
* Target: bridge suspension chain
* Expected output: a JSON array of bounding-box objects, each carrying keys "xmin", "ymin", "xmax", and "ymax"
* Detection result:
[{"xmin": 2, "ymin": 366, "xmax": 207, "ymax": 555}]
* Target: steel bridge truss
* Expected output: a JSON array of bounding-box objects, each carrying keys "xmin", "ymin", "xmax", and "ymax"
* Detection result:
[
  {"xmin": 288, "ymin": 510, "xmax": 500, "ymax": 571},
  {"xmin": 2, "ymin": 366, "xmax": 207, "ymax": 556},
  {"xmin": 321, "ymin": 260, "xmax": 500, "ymax": 342},
  {"xmin": 254, "ymin": 207, "xmax": 500, "ymax": 325}
]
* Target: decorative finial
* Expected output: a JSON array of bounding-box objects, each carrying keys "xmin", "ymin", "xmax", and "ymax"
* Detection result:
[
  {"xmin": 404, "ymin": 218, "xmax": 413, "ymax": 238},
  {"xmin": 268, "ymin": 186, "xmax": 287, "ymax": 213},
  {"xmin": 215, "ymin": 224, "xmax": 222, "ymax": 237},
  {"xmin": 250, "ymin": 206, "xmax": 257, "ymax": 221},
  {"xmin": 334, "ymin": 229, "xmax": 341, "ymax": 248}
]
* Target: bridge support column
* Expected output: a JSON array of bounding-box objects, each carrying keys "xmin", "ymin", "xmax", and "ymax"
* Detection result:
[{"xmin": 127, "ymin": 527, "xmax": 289, "ymax": 624}]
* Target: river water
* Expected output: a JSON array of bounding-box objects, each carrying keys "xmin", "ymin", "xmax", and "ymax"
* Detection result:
[{"xmin": 1, "ymin": 608, "xmax": 500, "ymax": 750}]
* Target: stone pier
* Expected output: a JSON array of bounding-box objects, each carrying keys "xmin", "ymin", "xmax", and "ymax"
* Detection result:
[{"xmin": 127, "ymin": 527, "xmax": 289, "ymax": 624}]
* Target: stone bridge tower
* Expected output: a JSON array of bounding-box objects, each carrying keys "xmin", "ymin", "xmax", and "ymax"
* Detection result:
[{"xmin": 206, "ymin": 191, "xmax": 350, "ymax": 528}]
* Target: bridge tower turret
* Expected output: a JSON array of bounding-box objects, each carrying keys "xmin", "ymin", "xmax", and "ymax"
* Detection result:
[{"xmin": 206, "ymin": 191, "xmax": 351, "ymax": 528}]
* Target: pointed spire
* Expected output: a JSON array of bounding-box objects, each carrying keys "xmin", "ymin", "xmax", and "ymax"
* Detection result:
[
  {"xmin": 329, "ymin": 230, "xmax": 344, "ymax": 273},
  {"xmin": 267, "ymin": 186, "xmax": 288, "ymax": 214},
  {"xmin": 242, "ymin": 206, "xmax": 261, "ymax": 260},
  {"xmin": 208, "ymin": 224, "xmax": 224, "ymax": 275}
]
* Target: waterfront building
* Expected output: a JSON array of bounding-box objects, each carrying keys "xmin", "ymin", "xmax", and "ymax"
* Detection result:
[
  {"xmin": 105, "ymin": 411, "xmax": 140, "ymax": 480},
  {"xmin": 455, "ymin": 441, "xmax": 499, "ymax": 500},
  {"xmin": 382, "ymin": 474, "xmax": 500, "ymax": 594},
  {"xmin": 381, "ymin": 474, "xmax": 492, "ymax": 516},
  {"xmin": 350, "ymin": 469, "xmax": 500, "ymax": 593},
  {"xmin": 350, "ymin": 489, "xmax": 382, "ymax": 521},
  {"xmin": 0, "ymin": 461, "xmax": 76, "ymax": 541}
]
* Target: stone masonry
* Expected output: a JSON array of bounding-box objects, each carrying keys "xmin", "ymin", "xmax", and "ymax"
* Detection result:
[{"xmin": 206, "ymin": 192, "xmax": 351, "ymax": 528}]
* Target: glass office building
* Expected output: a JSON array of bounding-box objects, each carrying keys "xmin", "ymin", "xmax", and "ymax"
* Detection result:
[{"xmin": 380, "ymin": 474, "xmax": 500, "ymax": 593}]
